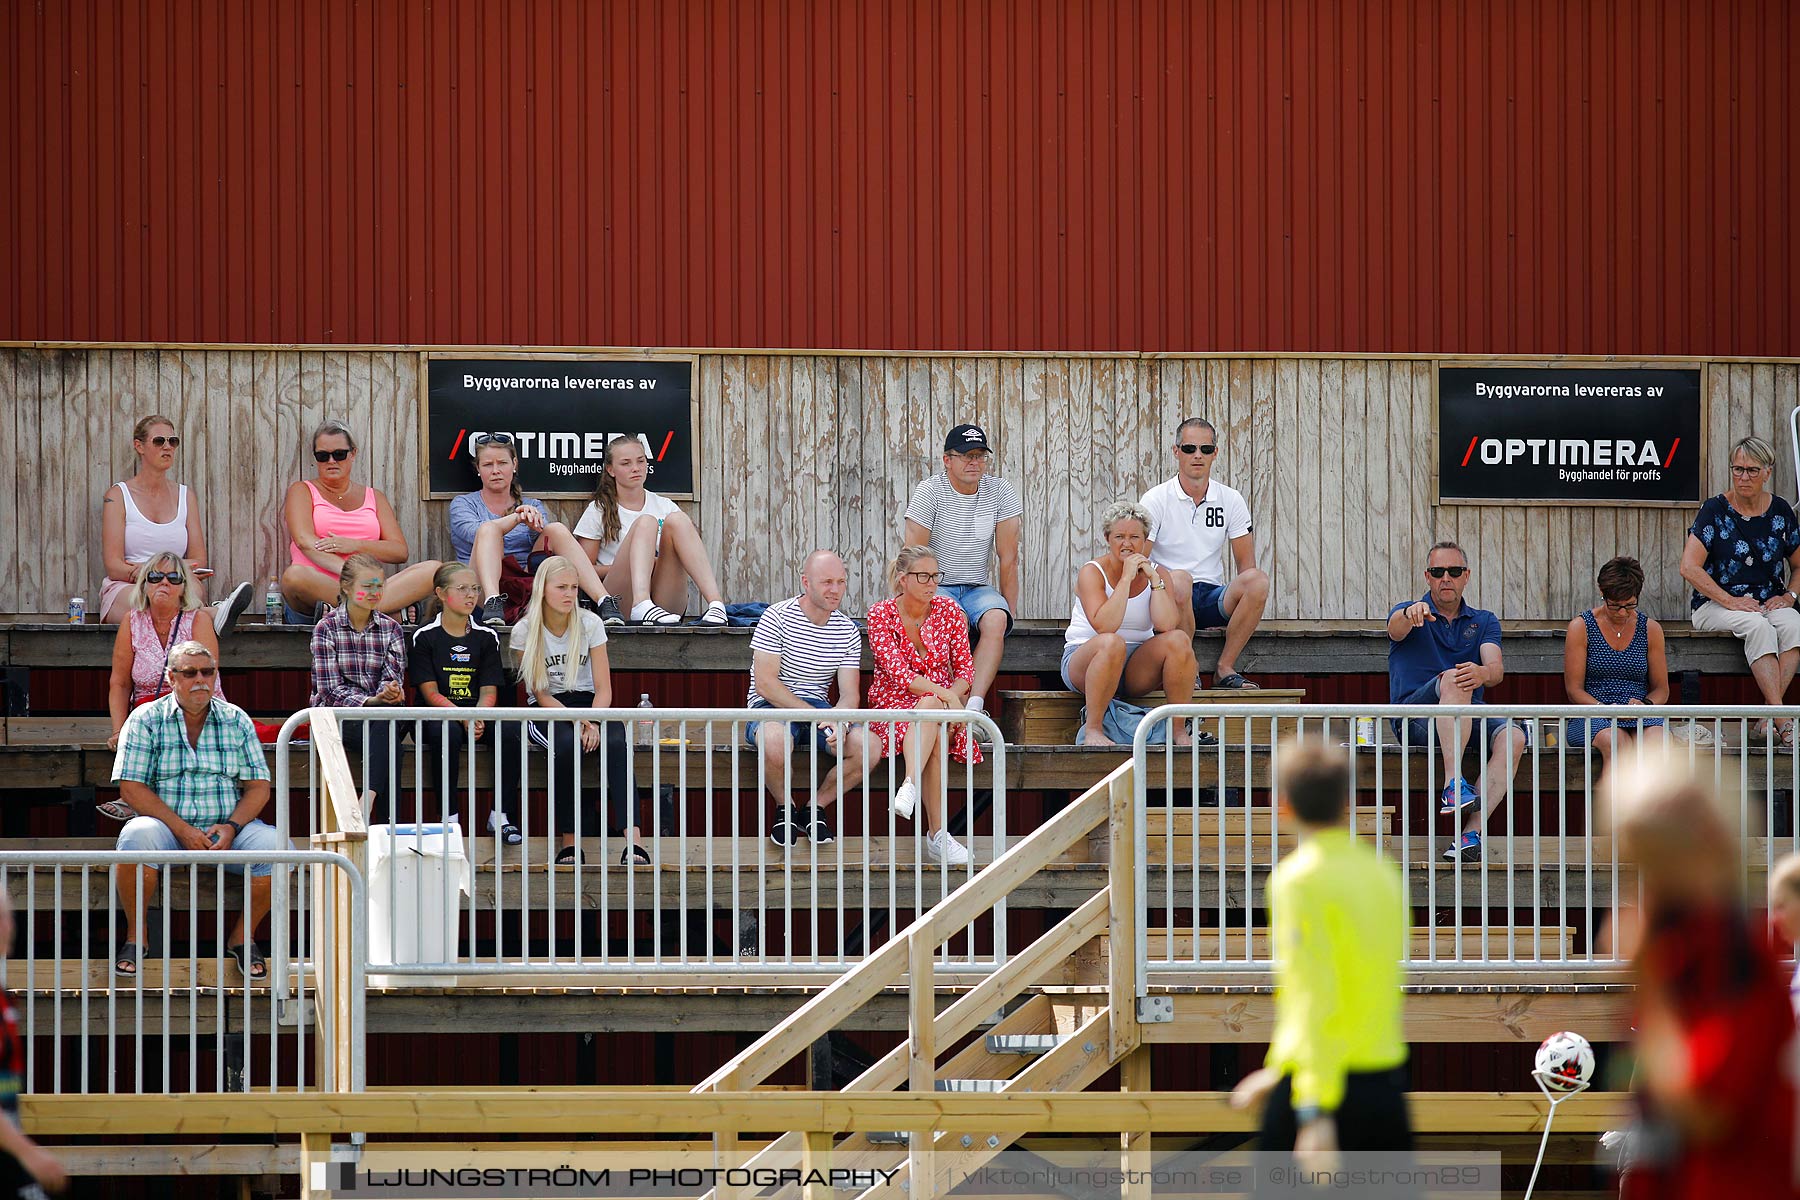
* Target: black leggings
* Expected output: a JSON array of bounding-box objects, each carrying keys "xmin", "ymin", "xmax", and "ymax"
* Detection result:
[
  {"xmin": 337, "ymin": 717, "xmax": 410, "ymax": 825},
  {"xmin": 417, "ymin": 717, "xmax": 519, "ymax": 826},
  {"xmin": 527, "ymin": 693, "xmax": 639, "ymax": 836},
  {"xmin": 1256, "ymin": 1067, "xmax": 1415, "ymax": 1199}
]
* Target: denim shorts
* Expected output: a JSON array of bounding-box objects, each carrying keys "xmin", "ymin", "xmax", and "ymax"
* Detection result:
[
  {"xmin": 1191, "ymin": 581, "xmax": 1230, "ymax": 629},
  {"xmin": 938, "ymin": 584, "xmax": 1013, "ymax": 633},
  {"xmin": 744, "ymin": 696, "xmax": 837, "ymax": 756},
  {"xmin": 1060, "ymin": 638, "xmax": 1150, "ymax": 691},
  {"xmin": 115, "ymin": 816, "xmax": 293, "ymax": 878},
  {"xmin": 1389, "ymin": 676, "xmax": 1530, "ymax": 751}
]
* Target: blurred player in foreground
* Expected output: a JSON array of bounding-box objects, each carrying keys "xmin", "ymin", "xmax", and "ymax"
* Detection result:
[
  {"xmin": 1611, "ymin": 754, "xmax": 1796, "ymax": 1199},
  {"xmin": 1231, "ymin": 737, "xmax": 1412, "ymax": 1180},
  {"xmin": 0, "ymin": 892, "xmax": 65, "ymax": 1197}
]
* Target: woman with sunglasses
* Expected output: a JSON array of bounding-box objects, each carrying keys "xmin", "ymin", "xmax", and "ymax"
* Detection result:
[
  {"xmin": 1681, "ymin": 435, "xmax": 1800, "ymax": 747},
  {"xmin": 865, "ymin": 546, "xmax": 977, "ymax": 867},
  {"xmin": 1061, "ymin": 501, "xmax": 1198, "ymax": 747},
  {"xmin": 452, "ymin": 433, "xmax": 617, "ymax": 628},
  {"xmin": 280, "ymin": 420, "xmax": 441, "ymax": 623},
  {"xmin": 99, "ymin": 414, "xmax": 253, "ymax": 632},
  {"xmin": 573, "ymin": 435, "xmax": 729, "ymax": 626},
  {"xmin": 1562, "ymin": 556, "xmax": 1668, "ymax": 766},
  {"xmin": 105, "ymin": 552, "xmax": 223, "ymax": 754}
]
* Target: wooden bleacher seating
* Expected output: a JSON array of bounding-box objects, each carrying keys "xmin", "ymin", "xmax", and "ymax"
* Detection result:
[{"xmin": 997, "ymin": 687, "xmax": 1307, "ymax": 744}]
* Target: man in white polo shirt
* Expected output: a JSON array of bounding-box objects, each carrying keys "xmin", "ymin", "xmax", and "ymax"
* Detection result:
[
  {"xmin": 903, "ymin": 423, "xmax": 1023, "ymax": 733},
  {"xmin": 746, "ymin": 549, "xmax": 883, "ymax": 848},
  {"xmin": 1140, "ymin": 417, "xmax": 1271, "ymax": 689}
]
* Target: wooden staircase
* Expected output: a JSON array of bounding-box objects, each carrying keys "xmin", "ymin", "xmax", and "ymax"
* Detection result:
[{"xmin": 691, "ymin": 760, "xmax": 1147, "ymax": 1199}]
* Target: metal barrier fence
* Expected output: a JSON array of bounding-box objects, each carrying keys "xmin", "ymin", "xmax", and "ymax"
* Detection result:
[
  {"xmin": 1130, "ymin": 703, "xmax": 1800, "ymax": 984},
  {"xmin": 0, "ymin": 849, "xmax": 365, "ymax": 1094},
  {"xmin": 277, "ymin": 706, "xmax": 1006, "ymax": 976}
]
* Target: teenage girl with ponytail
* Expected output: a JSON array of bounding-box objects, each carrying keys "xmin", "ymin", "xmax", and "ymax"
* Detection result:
[{"xmin": 573, "ymin": 435, "xmax": 729, "ymax": 627}]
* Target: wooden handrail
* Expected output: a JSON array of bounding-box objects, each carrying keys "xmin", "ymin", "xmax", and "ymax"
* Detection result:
[
  {"xmin": 695, "ymin": 763, "xmax": 1128, "ymax": 1094},
  {"xmin": 305, "ymin": 709, "xmax": 368, "ymax": 839}
]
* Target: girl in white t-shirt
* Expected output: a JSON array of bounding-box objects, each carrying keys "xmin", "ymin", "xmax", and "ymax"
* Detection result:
[
  {"xmin": 510, "ymin": 556, "xmax": 645, "ymax": 865},
  {"xmin": 573, "ymin": 435, "xmax": 728, "ymax": 627}
]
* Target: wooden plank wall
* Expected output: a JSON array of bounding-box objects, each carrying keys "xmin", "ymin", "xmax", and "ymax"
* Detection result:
[{"xmin": 3, "ymin": 347, "xmax": 1795, "ymax": 625}]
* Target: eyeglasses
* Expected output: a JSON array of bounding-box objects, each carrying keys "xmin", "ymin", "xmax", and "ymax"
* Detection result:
[
  {"xmin": 1603, "ymin": 599, "xmax": 1640, "ymax": 611},
  {"xmin": 905, "ymin": 571, "xmax": 943, "ymax": 584},
  {"xmin": 446, "ymin": 583, "xmax": 482, "ymax": 595},
  {"xmin": 314, "ymin": 448, "xmax": 352, "ymax": 463},
  {"xmin": 171, "ymin": 666, "xmax": 217, "ymax": 680},
  {"xmin": 145, "ymin": 435, "xmax": 180, "ymax": 448},
  {"xmin": 1426, "ymin": 566, "xmax": 1468, "ymax": 579},
  {"xmin": 474, "ymin": 432, "xmax": 515, "ymax": 446},
  {"xmin": 949, "ymin": 450, "xmax": 991, "ymax": 462},
  {"xmin": 1177, "ymin": 443, "xmax": 1217, "ymax": 455},
  {"xmin": 1731, "ymin": 464, "xmax": 1768, "ymax": 477},
  {"xmin": 145, "ymin": 570, "xmax": 185, "ymax": 585}
]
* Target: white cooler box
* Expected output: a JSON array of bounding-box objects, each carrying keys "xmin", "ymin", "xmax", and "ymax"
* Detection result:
[{"xmin": 367, "ymin": 822, "xmax": 469, "ymax": 987}]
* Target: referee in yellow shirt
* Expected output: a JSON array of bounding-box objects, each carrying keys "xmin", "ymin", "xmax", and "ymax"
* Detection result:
[{"xmin": 1232, "ymin": 736, "xmax": 1413, "ymax": 1168}]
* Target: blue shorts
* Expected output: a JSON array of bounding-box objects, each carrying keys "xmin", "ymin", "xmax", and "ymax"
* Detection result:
[
  {"xmin": 938, "ymin": 584, "xmax": 1013, "ymax": 633},
  {"xmin": 1191, "ymin": 581, "xmax": 1230, "ymax": 630},
  {"xmin": 744, "ymin": 696, "xmax": 837, "ymax": 756},
  {"xmin": 1060, "ymin": 638, "xmax": 1151, "ymax": 691},
  {"xmin": 115, "ymin": 816, "xmax": 293, "ymax": 878},
  {"xmin": 1562, "ymin": 714, "xmax": 1665, "ymax": 747},
  {"xmin": 1388, "ymin": 677, "xmax": 1530, "ymax": 752}
]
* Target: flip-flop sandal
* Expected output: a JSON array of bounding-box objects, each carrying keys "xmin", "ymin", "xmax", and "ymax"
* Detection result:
[
  {"xmin": 555, "ymin": 845, "xmax": 584, "ymax": 866},
  {"xmin": 1212, "ymin": 673, "xmax": 1260, "ymax": 690},
  {"xmin": 96, "ymin": 799, "xmax": 136, "ymax": 822},
  {"xmin": 114, "ymin": 943, "xmax": 141, "ymax": 978},
  {"xmin": 619, "ymin": 844, "xmax": 651, "ymax": 866},
  {"xmin": 226, "ymin": 942, "xmax": 268, "ymax": 981}
]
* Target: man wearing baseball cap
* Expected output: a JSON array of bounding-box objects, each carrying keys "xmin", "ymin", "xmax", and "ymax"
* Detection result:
[{"xmin": 902, "ymin": 424, "xmax": 1023, "ymax": 735}]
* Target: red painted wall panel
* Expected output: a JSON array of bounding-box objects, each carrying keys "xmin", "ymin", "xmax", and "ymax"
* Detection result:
[{"xmin": 4, "ymin": 1, "xmax": 1798, "ymax": 355}]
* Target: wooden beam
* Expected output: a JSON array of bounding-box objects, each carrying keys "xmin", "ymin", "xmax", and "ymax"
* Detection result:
[{"xmin": 1143, "ymin": 991, "xmax": 1633, "ymax": 1044}]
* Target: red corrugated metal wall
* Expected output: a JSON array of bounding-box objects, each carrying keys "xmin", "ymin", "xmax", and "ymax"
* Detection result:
[{"xmin": 4, "ymin": 0, "xmax": 1796, "ymax": 354}]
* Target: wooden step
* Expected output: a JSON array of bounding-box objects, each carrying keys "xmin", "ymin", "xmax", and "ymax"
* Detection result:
[
  {"xmin": 0, "ymin": 955, "xmax": 287, "ymax": 992},
  {"xmin": 986, "ymin": 1033, "xmax": 1061, "ymax": 1055},
  {"xmin": 1103, "ymin": 927, "xmax": 1576, "ymax": 963},
  {"xmin": 997, "ymin": 688, "xmax": 1306, "ymax": 745}
]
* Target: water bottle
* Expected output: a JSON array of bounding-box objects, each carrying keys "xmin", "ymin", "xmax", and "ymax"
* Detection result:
[
  {"xmin": 637, "ymin": 693, "xmax": 656, "ymax": 746},
  {"xmin": 264, "ymin": 577, "xmax": 283, "ymax": 625}
]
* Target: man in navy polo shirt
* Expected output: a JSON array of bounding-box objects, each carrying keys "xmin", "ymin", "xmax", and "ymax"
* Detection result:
[{"xmin": 1387, "ymin": 540, "xmax": 1527, "ymax": 862}]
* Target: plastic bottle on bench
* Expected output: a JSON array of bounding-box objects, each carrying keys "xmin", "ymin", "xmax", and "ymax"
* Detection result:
[{"xmin": 638, "ymin": 693, "xmax": 656, "ymax": 747}]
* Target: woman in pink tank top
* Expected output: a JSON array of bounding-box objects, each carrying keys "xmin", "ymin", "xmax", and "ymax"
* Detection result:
[{"xmin": 280, "ymin": 420, "xmax": 441, "ymax": 622}]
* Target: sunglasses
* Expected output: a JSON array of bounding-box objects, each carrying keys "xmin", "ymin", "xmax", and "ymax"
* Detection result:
[
  {"xmin": 1426, "ymin": 566, "xmax": 1468, "ymax": 579},
  {"xmin": 171, "ymin": 666, "xmax": 218, "ymax": 680},
  {"xmin": 314, "ymin": 448, "xmax": 353, "ymax": 462},
  {"xmin": 1178, "ymin": 443, "xmax": 1217, "ymax": 455},
  {"xmin": 144, "ymin": 435, "xmax": 180, "ymax": 448},
  {"xmin": 905, "ymin": 571, "xmax": 943, "ymax": 584},
  {"xmin": 474, "ymin": 432, "xmax": 515, "ymax": 445},
  {"xmin": 145, "ymin": 570, "xmax": 185, "ymax": 585}
]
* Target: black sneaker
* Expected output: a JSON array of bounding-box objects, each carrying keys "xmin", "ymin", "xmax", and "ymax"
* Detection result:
[
  {"xmin": 769, "ymin": 804, "xmax": 802, "ymax": 848},
  {"xmin": 597, "ymin": 595, "xmax": 626, "ymax": 626},
  {"xmin": 807, "ymin": 805, "xmax": 836, "ymax": 845},
  {"xmin": 479, "ymin": 595, "xmax": 506, "ymax": 628},
  {"xmin": 578, "ymin": 594, "xmax": 604, "ymax": 616}
]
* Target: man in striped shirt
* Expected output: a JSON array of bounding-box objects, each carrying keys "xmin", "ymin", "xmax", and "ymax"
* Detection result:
[
  {"xmin": 903, "ymin": 423, "xmax": 1023, "ymax": 732},
  {"xmin": 746, "ymin": 550, "xmax": 883, "ymax": 847}
]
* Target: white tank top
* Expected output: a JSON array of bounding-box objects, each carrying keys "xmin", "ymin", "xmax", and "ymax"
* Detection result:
[
  {"xmin": 1065, "ymin": 560, "xmax": 1156, "ymax": 648},
  {"xmin": 116, "ymin": 481, "xmax": 189, "ymax": 564}
]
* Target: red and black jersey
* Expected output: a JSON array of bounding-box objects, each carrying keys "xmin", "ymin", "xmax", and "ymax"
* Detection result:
[{"xmin": 0, "ymin": 987, "xmax": 21, "ymax": 1120}]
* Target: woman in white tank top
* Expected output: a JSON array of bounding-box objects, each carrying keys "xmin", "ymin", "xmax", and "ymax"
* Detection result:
[
  {"xmin": 99, "ymin": 415, "xmax": 253, "ymax": 632},
  {"xmin": 1061, "ymin": 500, "xmax": 1198, "ymax": 747}
]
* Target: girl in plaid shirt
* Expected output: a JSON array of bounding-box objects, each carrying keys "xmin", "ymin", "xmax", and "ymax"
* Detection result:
[{"xmin": 310, "ymin": 554, "xmax": 408, "ymax": 821}]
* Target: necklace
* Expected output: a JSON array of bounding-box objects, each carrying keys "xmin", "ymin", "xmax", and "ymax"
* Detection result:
[{"xmin": 318, "ymin": 477, "xmax": 352, "ymax": 501}]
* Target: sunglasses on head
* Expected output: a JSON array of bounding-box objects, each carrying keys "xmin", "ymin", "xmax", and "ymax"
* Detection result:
[
  {"xmin": 314, "ymin": 448, "xmax": 352, "ymax": 462},
  {"xmin": 474, "ymin": 432, "xmax": 515, "ymax": 446},
  {"xmin": 145, "ymin": 570, "xmax": 185, "ymax": 585},
  {"xmin": 171, "ymin": 666, "xmax": 217, "ymax": 680},
  {"xmin": 1178, "ymin": 443, "xmax": 1217, "ymax": 455},
  {"xmin": 145, "ymin": 435, "xmax": 180, "ymax": 448},
  {"xmin": 1426, "ymin": 566, "xmax": 1468, "ymax": 579}
]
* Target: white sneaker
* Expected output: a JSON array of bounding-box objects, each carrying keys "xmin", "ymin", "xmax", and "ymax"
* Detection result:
[
  {"xmin": 924, "ymin": 829, "xmax": 971, "ymax": 866},
  {"xmin": 891, "ymin": 778, "xmax": 919, "ymax": 820},
  {"xmin": 213, "ymin": 581, "xmax": 253, "ymax": 635}
]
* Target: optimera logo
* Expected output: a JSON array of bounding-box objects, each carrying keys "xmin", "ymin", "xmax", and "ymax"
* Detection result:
[{"xmin": 1456, "ymin": 436, "xmax": 1680, "ymax": 470}]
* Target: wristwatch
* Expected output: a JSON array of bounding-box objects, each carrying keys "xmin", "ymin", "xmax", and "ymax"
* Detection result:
[
  {"xmin": 221, "ymin": 819, "xmax": 243, "ymax": 837},
  {"xmin": 1294, "ymin": 1104, "xmax": 1329, "ymax": 1126},
  {"xmin": 1151, "ymin": 579, "xmax": 1166, "ymax": 590}
]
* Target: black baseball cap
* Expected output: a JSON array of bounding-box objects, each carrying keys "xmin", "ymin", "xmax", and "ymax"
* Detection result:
[{"xmin": 945, "ymin": 423, "xmax": 993, "ymax": 453}]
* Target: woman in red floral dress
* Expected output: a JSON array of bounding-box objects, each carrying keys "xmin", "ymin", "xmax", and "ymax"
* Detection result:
[{"xmin": 866, "ymin": 546, "xmax": 980, "ymax": 866}]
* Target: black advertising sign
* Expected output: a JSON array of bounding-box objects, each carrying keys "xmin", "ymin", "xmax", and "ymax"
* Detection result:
[
  {"xmin": 424, "ymin": 356, "xmax": 696, "ymax": 499},
  {"xmin": 1437, "ymin": 365, "xmax": 1704, "ymax": 505}
]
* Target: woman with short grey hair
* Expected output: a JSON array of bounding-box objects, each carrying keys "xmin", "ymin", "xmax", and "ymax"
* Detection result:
[
  {"xmin": 1060, "ymin": 500, "xmax": 1197, "ymax": 746},
  {"xmin": 1679, "ymin": 434, "xmax": 1800, "ymax": 744}
]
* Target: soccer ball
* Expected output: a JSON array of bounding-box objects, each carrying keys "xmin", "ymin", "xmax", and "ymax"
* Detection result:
[{"xmin": 1534, "ymin": 1030, "xmax": 1595, "ymax": 1092}]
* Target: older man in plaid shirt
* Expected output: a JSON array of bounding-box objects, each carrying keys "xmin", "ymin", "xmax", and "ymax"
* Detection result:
[{"xmin": 112, "ymin": 640, "xmax": 289, "ymax": 981}]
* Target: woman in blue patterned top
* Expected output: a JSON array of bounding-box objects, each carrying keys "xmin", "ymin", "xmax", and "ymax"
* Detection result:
[
  {"xmin": 1562, "ymin": 556, "xmax": 1667, "ymax": 765},
  {"xmin": 1680, "ymin": 436, "xmax": 1800, "ymax": 746}
]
